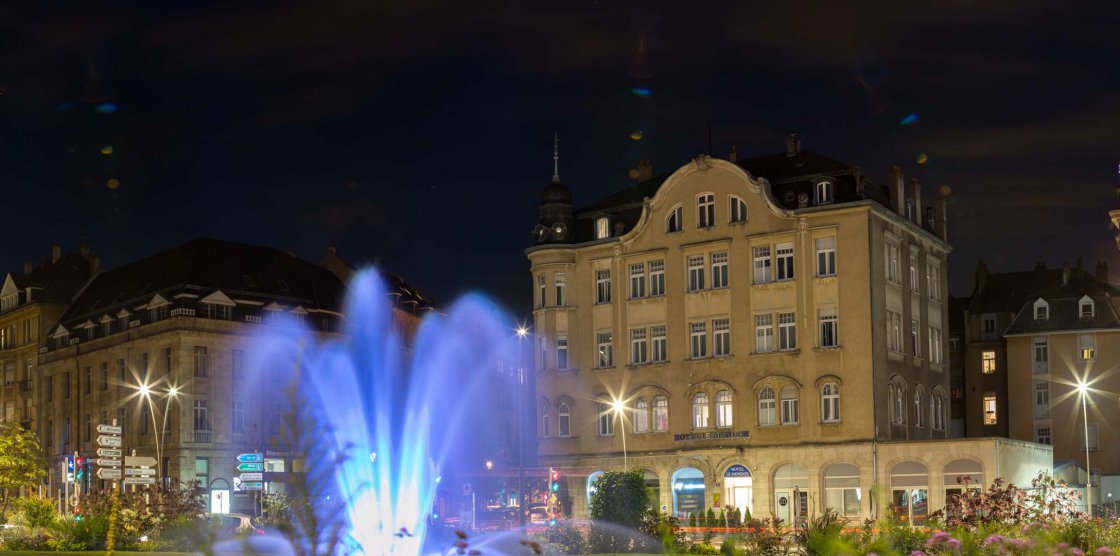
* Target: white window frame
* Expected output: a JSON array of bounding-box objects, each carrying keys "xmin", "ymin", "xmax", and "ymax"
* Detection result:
[
  {"xmin": 653, "ymin": 396, "xmax": 669, "ymax": 432},
  {"xmin": 1033, "ymin": 336, "xmax": 1048, "ymax": 372},
  {"xmin": 821, "ymin": 383, "xmax": 840, "ymax": 423},
  {"xmin": 815, "ymin": 181, "xmax": 834, "ymax": 204},
  {"xmin": 692, "ymin": 392, "xmax": 710, "ymax": 429},
  {"xmin": 689, "ymin": 322, "xmax": 707, "ymax": 359},
  {"xmin": 927, "ymin": 262, "xmax": 942, "ymax": 300},
  {"xmin": 555, "ymin": 272, "xmax": 566, "ymax": 306},
  {"xmin": 778, "ymin": 312, "xmax": 797, "ymax": 351},
  {"xmin": 630, "ymin": 328, "xmax": 648, "ymax": 365},
  {"xmin": 597, "ymin": 332, "xmax": 613, "ymax": 368},
  {"xmin": 538, "ymin": 275, "xmax": 546, "ymax": 308},
  {"xmin": 1037, "ymin": 427, "xmax": 1051, "ymax": 445},
  {"xmin": 595, "ymin": 217, "xmax": 610, "ymax": 239},
  {"xmin": 1034, "ymin": 381, "xmax": 1050, "ymax": 407},
  {"xmin": 982, "ymin": 350, "xmax": 996, "ymax": 374},
  {"xmin": 753, "ymin": 245, "xmax": 772, "ymax": 284},
  {"xmin": 755, "ymin": 314, "xmax": 774, "ymax": 353},
  {"xmin": 816, "ymin": 237, "xmax": 836, "ymax": 277},
  {"xmin": 1079, "ymin": 334, "xmax": 1095, "ymax": 361},
  {"xmin": 629, "ymin": 263, "xmax": 646, "ymax": 299},
  {"xmin": 885, "ymin": 241, "xmax": 901, "ymax": 284},
  {"xmin": 982, "ymin": 394, "xmax": 997, "ymax": 425},
  {"xmin": 819, "ymin": 308, "xmax": 838, "ymax": 348},
  {"xmin": 687, "ymin": 255, "xmax": 705, "ymax": 292},
  {"xmin": 558, "ymin": 403, "xmax": 571, "ymax": 437},
  {"xmin": 887, "ymin": 311, "xmax": 903, "ymax": 352},
  {"xmin": 634, "ymin": 398, "xmax": 649, "ymax": 434},
  {"xmin": 666, "ymin": 204, "xmax": 683, "ymax": 233},
  {"xmin": 651, "ymin": 325, "xmax": 667, "ymax": 363},
  {"xmin": 649, "ymin": 260, "xmax": 666, "ymax": 297},
  {"xmin": 729, "ymin": 195, "xmax": 747, "ymax": 223},
  {"xmin": 598, "ymin": 402, "xmax": 614, "ymax": 436},
  {"xmin": 758, "ymin": 387, "xmax": 776, "ymax": 426},
  {"xmin": 697, "ymin": 193, "xmax": 715, "ymax": 228},
  {"xmin": 914, "ymin": 387, "xmax": 924, "ymax": 428},
  {"xmin": 910, "ymin": 318, "xmax": 921, "ymax": 358},
  {"xmin": 1079, "ymin": 296, "xmax": 1095, "ymax": 319},
  {"xmin": 776, "ymin": 242, "xmax": 794, "ymax": 281},
  {"xmin": 780, "ymin": 385, "xmax": 799, "ymax": 425},
  {"xmin": 716, "ymin": 390, "xmax": 733, "ymax": 428},
  {"xmin": 542, "ymin": 404, "xmax": 551, "ymax": 438},
  {"xmin": 928, "ymin": 326, "xmax": 942, "ymax": 364},
  {"xmin": 711, "ymin": 251, "xmax": 729, "ymax": 289},
  {"xmin": 909, "ymin": 251, "xmax": 919, "ymax": 293},
  {"xmin": 556, "ymin": 336, "xmax": 569, "ymax": 369},
  {"xmin": 595, "ymin": 269, "xmax": 611, "ymax": 304},
  {"xmin": 713, "ymin": 318, "xmax": 730, "ymax": 356}
]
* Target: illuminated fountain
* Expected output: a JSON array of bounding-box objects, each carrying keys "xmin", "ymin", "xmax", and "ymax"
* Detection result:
[{"xmin": 247, "ymin": 270, "xmax": 519, "ymax": 555}]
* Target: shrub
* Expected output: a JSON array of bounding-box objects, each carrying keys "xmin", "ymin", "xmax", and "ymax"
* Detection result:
[
  {"xmin": 744, "ymin": 517, "xmax": 793, "ymax": 556},
  {"xmin": 797, "ymin": 508, "xmax": 847, "ymax": 556},
  {"xmin": 588, "ymin": 470, "xmax": 651, "ymax": 553},
  {"xmin": 14, "ymin": 496, "xmax": 56, "ymax": 529},
  {"xmin": 534, "ymin": 520, "xmax": 586, "ymax": 554},
  {"xmin": 706, "ymin": 507, "xmax": 716, "ymax": 526},
  {"xmin": 0, "ymin": 530, "xmax": 51, "ymax": 550}
]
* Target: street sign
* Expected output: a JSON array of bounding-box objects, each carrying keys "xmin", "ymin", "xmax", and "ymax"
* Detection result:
[
  {"xmin": 96, "ymin": 424, "xmax": 123, "ymax": 435},
  {"xmin": 239, "ymin": 472, "xmax": 263, "ymax": 482},
  {"xmin": 96, "ymin": 468, "xmax": 122, "ymax": 480},
  {"xmin": 240, "ymin": 481, "xmax": 264, "ymax": 490},
  {"xmin": 125, "ymin": 467, "xmax": 156, "ymax": 476},
  {"xmin": 237, "ymin": 453, "xmax": 263, "ymax": 463},
  {"xmin": 123, "ymin": 477, "xmax": 156, "ymax": 485},
  {"xmin": 237, "ymin": 463, "xmax": 264, "ymax": 472},
  {"xmin": 97, "ymin": 458, "xmax": 122, "ymax": 467},
  {"xmin": 97, "ymin": 435, "xmax": 122, "ymax": 447},
  {"xmin": 96, "ymin": 448, "xmax": 122, "ymax": 458},
  {"xmin": 125, "ymin": 456, "xmax": 157, "ymax": 467}
]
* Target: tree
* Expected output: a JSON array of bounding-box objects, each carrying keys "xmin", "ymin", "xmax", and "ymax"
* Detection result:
[
  {"xmin": 0, "ymin": 421, "xmax": 45, "ymax": 519},
  {"xmin": 588, "ymin": 470, "xmax": 652, "ymax": 552}
]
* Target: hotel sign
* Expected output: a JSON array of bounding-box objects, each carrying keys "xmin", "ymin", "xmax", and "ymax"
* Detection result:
[{"xmin": 673, "ymin": 430, "xmax": 749, "ymax": 442}]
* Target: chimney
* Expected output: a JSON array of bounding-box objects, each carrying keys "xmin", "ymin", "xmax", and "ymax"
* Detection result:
[
  {"xmin": 910, "ymin": 178, "xmax": 922, "ymax": 226},
  {"xmin": 797, "ymin": 192, "xmax": 809, "ymax": 209},
  {"xmin": 51, "ymin": 244, "xmax": 61, "ymax": 264},
  {"xmin": 934, "ymin": 196, "xmax": 949, "ymax": 241},
  {"xmin": 327, "ymin": 245, "xmax": 337, "ymax": 255},
  {"xmin": 91, "ymin": 256, "xmax": 100, "ymax": 275},
  {"xmin": 976, "ymin": 260, "xmax": 989, "ymax": 293},
  {"xmin": 728, "ymin": 144, "xmax": 738, "ymax": 164},
  {"xmin": 785, "ymin": 133, "xmax": 801, "ymax": 157},
  {"xmin": 891, "ymin": 166, "xmax": 906, "ymax": 216},
  {"xmin": 1097, "ymin": 261, "xmax": 1109, "ymax": 283},
  {"xmin": 613, "ymin": 222, "xmax": 624, "ymax": 237},
  {"xmin": 924, "ymin": 207, "xmax": 935, "ymax": 230},
  {"xmin": 638, "ymin": 160, "xmax": 653, "ymax": 182},
  {"xmin": 1062, "ymin": 261, "xmax": 1071, "ymax": 286},
  {"xmin": 79, "ymin": 243, "xmax": 90, "ymax": 259},
  {"xmin": 22, "ymin": 261, "xmax": 31, "ymax": 274}
]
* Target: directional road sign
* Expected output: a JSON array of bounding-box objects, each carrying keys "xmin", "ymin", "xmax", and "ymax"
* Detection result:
[
  {"xmin": 97, "ymin": 458, "xmax": 122, "ymax": 467},
  {"xmin": 96, "ymin": 424, "xmax": 123, "ymax": 435},
  {"xmin": 237, "ymin": 463, "xmax": 264, "ymax": 472},
  {"xmin": 240, "ymin": 481, "xmax": 264, "ymax": 491},
  {"xmin": 125, "ymin": 456, "xmax": 157, "ymax": 467},
  {"xmin": 237, "ymin": 453, "xmax": 263, "ymax": 463},
  {"xmin": 124, "ymin": 477, "xmax": 156, "ymax": 485},
  {"xmin": 97, "ymin": 448, "xmax": 122, "ymax": 458},
  {"xmin": 239, "ymin": 472, "xmax": 263, "ymax": 482},
  {"xmin": 97, "ymin": 435, "xmax": 122, "ymax": 447},
  {"xmin": 125, "ymin": 467, "xmax": 156, "ymax": 476},
  {"xmin": 97, "ymin": 468, "xmax": 122, "ymax": 480}
]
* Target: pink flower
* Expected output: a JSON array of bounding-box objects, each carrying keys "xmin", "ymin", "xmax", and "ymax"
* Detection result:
[
  {"xmin": 1094, "ymin": 548, "xmax": 1113, "ymax": 555},
  {"xmin": 1070, "ymin": 549, "xmax": 1085, "ymax": 556},
  {"xmin": 911, "ymin": 551, "xmax": 926, "ymax": 556},
  {"xmin": 984, "ymin": 535, "xmax": 1004, "ymax": 546},
  {"xmin": 947, "ymin": 538, "xmax": 961, "ymax": 549}
]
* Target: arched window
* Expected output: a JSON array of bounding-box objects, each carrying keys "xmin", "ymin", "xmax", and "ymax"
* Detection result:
[
  {"xmin": 587, "ymin": 471, "xmax": 604, "ymax": 507},
  {"xmin": 914, "ymin": 385, "xmax": 925, "ymax": 428},
  {"xmin": 944, "ymin": 459, "xmax": 983, "ymax": 499},
  {"xmin": 558, "ymin": 403, "xmax": 571, "ymax": 437},
  {"xmin": 595, "ymin": 217, "xmax": 610, "ymax": 239},
  {"xmin": 716, "ymin": 390, "xmax": 733, "ymax": 428},
  {"xmin": 692, "ymin": 392, "xmax": 710, "ymax": 429},
  {"xmin": 780, "ymin": 385, "xmax": 799, "ymax": 425},
  {"xmin": 758, "ymin": 387, "xmax": 776, "ymax": 426},
  {"xmin": 653, "ymin": 395, "xmax": 669, "ymax": 432},
  {"xmin": 890, "ymin": 380, "xmax": 907, "ymax": 425},
  {"xmin": 729, "ymin": 195, "xmax": 747, "ymax": 223},
  {"xmin": 815, "ymin": 181, "xmax": 834, "ymax": 205},
  {"xmin": 821, "ymin": 383, "xmax": 840, "ymax": 422},
  {"xmin": 931, "ymin": 390, "xmax": 946, "ymax": 431},
  {"xmin": 773, "ymin": 464, "xmax": 809, "ymax": 525},
  {"xmin": 823, "ymin": 463, "xmax": 861, "ymax": 517},
  {"xmin": 634, "ymin": 398, "xmax": 649, "ymax": 433},
  {"xmin": 890, "ymin": 461, "xmax": 929, "ymax": 526},
  {"xmin": 541, "ymin": 398, "xmax": 551, "ymax": 438},
  {"xmin": 666, "ymin": 205, "xmax": 683, "ymax": 233},
  {"xmin": 598, "ymin": 402, "xmax": 614, "ymax": 436}
]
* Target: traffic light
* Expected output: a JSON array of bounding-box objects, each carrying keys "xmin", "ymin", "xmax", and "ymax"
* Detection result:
[
  {"xmin": 549, "ymin": 468, "xmax": 560, "ymax": 493},
  {"xmin": 74, "ymin": 457, "xmax": 85, "ymax": 481}
]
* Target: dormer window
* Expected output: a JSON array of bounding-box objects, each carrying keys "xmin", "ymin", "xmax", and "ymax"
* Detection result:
[
  {"xmin": 595, "ymin": 217, "xmax": 610, "ymax": 239},
  {"xmin": 1079, "ymin": 295, "xmax": 1094, "ymax": 319},
  {"xmin": 1033, "ymin": 298, "xmax": 1049, "ymax": 320},
  {"xmin": 815, "ymin": 181, "xmax": 834, "ymax": 205},
  {"xmin": 666, "ymin": 205, "xmax": 683, "ymax": 233},
  {"xmin": 905, "ymin": 201, "xmax": 914, "ymax": 221}
]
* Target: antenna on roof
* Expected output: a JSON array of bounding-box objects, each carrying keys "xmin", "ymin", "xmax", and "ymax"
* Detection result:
[{"xmin": 552, "ymin": 131, "xmax": 560, "ymax": 182}]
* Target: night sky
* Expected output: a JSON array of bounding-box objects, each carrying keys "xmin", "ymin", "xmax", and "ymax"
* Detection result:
[{"xmin": 2, "ymin": 3, "xmax": 1118, "ymax": 318}]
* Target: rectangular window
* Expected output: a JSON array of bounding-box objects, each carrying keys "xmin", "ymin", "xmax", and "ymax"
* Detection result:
[
  {"xmin": 887, "ymin": 311, "xmax": 903, "ymax": 352},
  {"xmin": 713, "ymin": 318, "xmax": 730, "ymax": 356},
  {"xmin": 653, "ymin": 397, "xmax": 669, "ymax": 432},
  {"xmin": 982, "ymin": 394, "xmax": 997, "ymax": 425},
  {"xmin": 630, "ymin": 328, "xmax": 648, "ymax": 364},
  {"xmin": 558, "ymin": 406, "xmax": 570, "ymax": 437},
  {"xmin": 194, "ymin": 346, "xmax": 209, "ymax": 377},
  {"xmin": 1079, "ymin": 334, "xmax": 1095, "ymax": 361},
  {"xmin": 927, "ymin": 263, "xmax": 941, "ymax": 300},
  {"xmin": 982, "ymin": 315, "xmax": 997, "ymax": 340},
  {"xmin": 1083, "ymin": 423, "xmax": 1099, "ymax": 451},
  {"xmin": 885, "ymin": 242, "xmax": 901, "ymax": 283},
  {"xmin": 554, "ymin": 273, "xmax": 566, "ymax": 306},
  {"xmin": 910, "ymin": 319, "xmax": 921, "ymax": 358},
  {"xmin": 556, "ymin": 336, "xmax": 568, "ymax": 369},
  {"xmin": 649, "ymin": 260, "xmax": 665, "ymax": 296},
  {"xmin": 1037, "ymin": 427, "xmax": 1051, "ymax": 445},
  {"xmin": 781, "ymin": 393, "xmax": 799, "ymax": 425},
  {"xmin": 928, "ymin": 326, "xmax": 942, "ymax": 364},
  {"xmin": 232, "ymin": 401, "xmax": 246, "ymax": 433},
  {"xmin": 909, "ymin": 252, "xmax": 919, "ymax": 292},
  {"xmin": 539, "ymin": 337, "xmax": 547, "ymax": 370},
  {"xmin": 206, "ymin": 304, "xmax": 232, "ymax": 320},
  {"xmin": 1034, "ymin": 382, "xmax": 1050, "ymax": 407},
  {"xmin": 755, "ymin": 314, "xmax": 774, "ymax": 353},
  {"xmin": 595, "ymin": 269, "xmax": 611, "ymax": 304},
  {"xmin": 819, "ymin": 308, "xmax": 838, "ymax": 348},
  {"xmin": 1033, "ymin": 337, "xmax": 1048, "ymax": 372},
  {"xmin": 193, "ymin": 399, "xmax": 210, "ymax": 431},
  {"xmin": 711, "ymin": 251, "xmax": 729, "ymax": 289},
  {"xmin": 778, "ymin": 312, "xmax": 797, "ymax": 351},
  {"xmin": 164, "ymin": 347, "xmax": 173, "ymax": 375},
  {"xmin": 596, "ymin": 332, "xmax": 613, "ymax": 368},
  {"xmin": 232, "ymin": 349, "xmax": 245, "ymax": 380},
  {"xmin": 698, "ymin": 193, "xmax": 715, "ymax": 227},
  {"xmin": 689, "ymin": 322, "xmax": 707, "ymax": 359},
  {"xmin": 538, "ymin": 275, "xmax": 546, "ymax": 308},
  {"xmin": 753, "ymin": 246, "xmax": 772, "ymax": 284},
  {"xmin": 651, "ymin": 325, "xmax": 667, "ymax": 363},
  {"xmin": 815, "ymin": 237, "xmax": 836, "ymax": 276},
  {"xmin": 776, "ymin": 242, "xmax": 794, "ymax": 281},
  {"xmin": 949, "ymin": 337, "xmax": 961, "ymax": 353},
  {"xmin": 629, "ymin": 263, "xmax": 646, "ymax": 299},
  {"xmin": 687, "ymin": 255, "xmax": 705, "ymax": 292},
  {"xmin": 982, "ymin": 351, "xmax": 996, "ymax": 374},
  {"xmin": 598, "ymin": 404, "xmax": 614, "ymax": 436},
  {"xmin": 195, "ymin": 457, "xmax": 209, "ymax": 491}
]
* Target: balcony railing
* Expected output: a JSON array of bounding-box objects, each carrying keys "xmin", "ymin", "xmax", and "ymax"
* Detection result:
[
  {"xmin": 245, "ymin": 315, "xmax": 262, "ymax": 323},
  {"xmin": 170, "ymin": 308, "xmax": 196, "ymax": 317},
  {"xmin": 193, "ymin": 430, "xmax": 212, "ymax": 443}
]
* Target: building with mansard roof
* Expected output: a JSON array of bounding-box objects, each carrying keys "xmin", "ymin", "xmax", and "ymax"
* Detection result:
[{"xmin": 527, "ymin": 135, "xmax": 1050, "ymax": 524}]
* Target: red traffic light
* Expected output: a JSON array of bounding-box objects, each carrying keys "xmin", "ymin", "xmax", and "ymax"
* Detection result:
[{"xmin": 550, "ymin": 470, "xmax": 559, "ymax": 482}]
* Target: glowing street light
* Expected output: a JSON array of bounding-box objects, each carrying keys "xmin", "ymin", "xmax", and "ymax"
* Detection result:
[
  {"xmin": 1077, "ymin": 381, "xmax": 1092, "ymax": 515},
  {"xmin": 516, "ymin": 326, "xmax": 528, "ymax": 338},
  {"xmin": 485, "ymin": 460, "xmax": 493, "ymax": 471},
  {"xmin": 138, "ymin": 383, "xmax": 180, "ymax": 487}
]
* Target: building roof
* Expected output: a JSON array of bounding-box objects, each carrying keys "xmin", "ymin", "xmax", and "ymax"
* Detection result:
[
  {"xmin": 318, "ymin": 248, "xmax": 436, "ymax": 314},
  {"xmin": 3, "ymin": 252, "xmax": 95, "ymax": 309},
  {"xmin": 967, "ymin": 266, "xmax": 1119, "ymax": 315},
  {"xmin": 1004, "ymin": 294, "xmax": 1120, "ymax": 335},
  {"xmin": 57, "ymin": 238, "xmax": 347, "ymax": 325}
]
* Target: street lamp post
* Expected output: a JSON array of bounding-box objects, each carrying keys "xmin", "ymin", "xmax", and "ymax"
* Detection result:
[
  {"xmin": 1077, "ymin": 382, "xmax": 1092, "ymax": 515},
  {"xmin": 515, "ymin": 326, "xmax": 530, "ymax": 527},
  {"xmin": 139, "ymin": 384, "xmax": 179, "ymax": 487},
  {"xmin": 612, "ymin": 399, "xmax": 627, "ymax": 471}
]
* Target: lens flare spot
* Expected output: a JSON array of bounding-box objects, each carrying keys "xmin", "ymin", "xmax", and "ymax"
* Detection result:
[
  {"xmin": 100, "ymin": 145, "xmax": 114, "ymax": 155},
  {"xmin": 107, "ymin": 178, "xmax": 120, "ymax": 190},
  {"xmin": 939, "ymin": 185, "xmax": 952, "ymax": 196},
  {"xmin": 916, "ymin": 153, "xmax": 928, "ymax": 164},
  {"xmin": 630, "ymin": 87, "xmax": 651, "ymax": 98},
  {"xmin": 900, "ymin": 113, "xmax": 919, "ymax": 125},
  {"xmin": 95, "ymin": 102, "xmax": 119, "ymax": 114},
  {"xmin": 629, "ymin": 130, "xmax": 643, "ymax": 141}
]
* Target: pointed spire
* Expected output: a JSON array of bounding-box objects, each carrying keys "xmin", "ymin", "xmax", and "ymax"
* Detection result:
[{"xmin": 552, "ymin": 131, "xmax": 560, "ymax": 182}]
